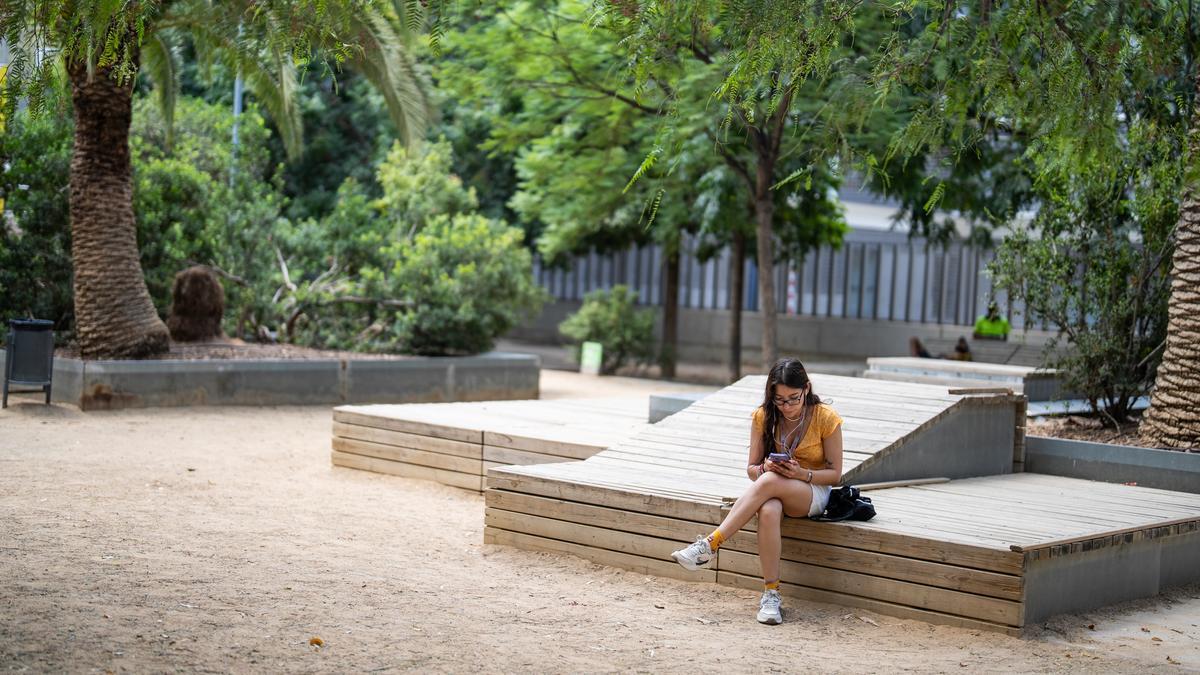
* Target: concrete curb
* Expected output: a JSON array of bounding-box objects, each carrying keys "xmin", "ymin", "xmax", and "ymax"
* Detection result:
[
  {"xmin": 1025, "ymin": 435, "xmax": 1200, "ymax": 494},
  {"xmin": 1, "ymin": 351, "xmax": 539, "ymax": 411}
]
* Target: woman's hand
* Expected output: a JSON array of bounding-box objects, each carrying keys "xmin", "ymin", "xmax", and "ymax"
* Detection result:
[{"xmin": 765, "ymin": 458, "xmax": 800, "ymax": 479}]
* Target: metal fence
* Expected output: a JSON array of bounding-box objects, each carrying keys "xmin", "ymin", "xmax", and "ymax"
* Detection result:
[{"xmin": 532, "ymin": 229, "xmax": 1033, "ymax": 330}]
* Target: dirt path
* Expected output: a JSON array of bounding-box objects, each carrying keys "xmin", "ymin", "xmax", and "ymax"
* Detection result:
[{"xmin": 1, "ymin": 373, "xmax": 1197, "ymax": 673}]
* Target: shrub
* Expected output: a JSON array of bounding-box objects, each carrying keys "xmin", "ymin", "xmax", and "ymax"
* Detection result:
[
  {"xmin": 991, "ymin": 230, "xmax": 1169, "ymax": 424},
  {"xmin": 131, "ymin": 96, "xmax": 285, "ymax": 327},
  {"xmin": 387, "ymin": 214, "xmax": 547, "ymax": 355},
  {"xmin": 0, "ymin": 108, "xmax": 75, "ymax": 336},
  {"xmin": 559, "ymin": 285, "xmax": 655, "ymax": 374}
]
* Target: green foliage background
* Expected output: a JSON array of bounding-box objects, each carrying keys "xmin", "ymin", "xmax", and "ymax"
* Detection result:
[
  {"xmin": 0, "ymin": 94, "xmax": 543, "ymax": 356},
  {"xmin": 559, "ymin": 285, "xmax": 656, "ymax": 375}
]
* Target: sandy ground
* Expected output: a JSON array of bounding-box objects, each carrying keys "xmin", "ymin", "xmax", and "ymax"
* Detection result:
[{"xmin": 2, "ymin": 370, "xmax": 1198, "ymax": 674}]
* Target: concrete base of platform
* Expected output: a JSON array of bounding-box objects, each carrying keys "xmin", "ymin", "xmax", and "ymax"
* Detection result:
[
  {"xmin": 1022, "ymin": 524, "xmax": 1200, "ymax": 625},
  {"xmin": 1025, "ymin": 436, "xmax": 1200, "ymax": 494},
  {"xmin": 0, "ymin": 351, "xmax": 539, "ymax": 410}
]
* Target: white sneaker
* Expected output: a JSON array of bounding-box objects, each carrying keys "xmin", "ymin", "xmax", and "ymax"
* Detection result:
[
  {"xmin": 757, "ymin": 589, "xmax": 783, "ymax": 625},
  {"xmin": 671, "ymin": 537, "xmax": 714, "ymax": 570}
]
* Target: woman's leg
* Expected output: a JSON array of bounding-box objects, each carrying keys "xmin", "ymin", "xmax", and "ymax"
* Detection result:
[
  {"xmin": 757, "ymin": 498, "xmax": 784, "ymax": 584},
  {"xmin": 671, "ymin": 473, "xmax": 814, "ymax": 572},
  {"xmin": 715, "ymin": 472, "xmax": 815, "ymax": 539}
]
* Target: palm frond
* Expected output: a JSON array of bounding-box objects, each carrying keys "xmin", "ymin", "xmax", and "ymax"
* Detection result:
[
  {"xmin": 344, "ymin": 11, "xmax": 431, "ymax": 148},
  {"xmin": 182, "ymin": 20, "xmax": 304, "ymax": 158},
  {"xmin": 141, "ymin": 32, "xmax": 179, "ymax": 150}
]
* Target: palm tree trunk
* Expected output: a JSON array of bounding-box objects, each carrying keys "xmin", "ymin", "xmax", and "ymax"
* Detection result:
[
  {"xmin": 1141, "ymin": 75, "xmax": 1200, "ymax": 448},
  {"xmin": 67, "ymin": 57, "xmax": 170, "ymax": 359}
]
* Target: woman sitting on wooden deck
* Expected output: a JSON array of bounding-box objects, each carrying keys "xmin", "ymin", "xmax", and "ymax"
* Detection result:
[{"xmin": 671, "ymin": 358, "xmax": 844, "ymax": 625}]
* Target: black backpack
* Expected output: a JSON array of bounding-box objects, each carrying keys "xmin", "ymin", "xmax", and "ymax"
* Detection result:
[{"xmin": 814, "ymin": 486, "xmax": 876, "ymax": 522}]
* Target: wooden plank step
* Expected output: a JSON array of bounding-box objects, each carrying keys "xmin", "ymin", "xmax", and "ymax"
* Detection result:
[
  {"xmin": 333, "ymin": 407, "xmax": 481, "ymax": 443},
  {"xmin": 332, "ymin": 421, "xmax": 481, "ymax": 459},
  {"xmin": 718, "ymin": 549, "xmax": 1021, "ymax": 625},
  {"xmin": 486, "ymin": 508, "xmax": 685, "ymax": 561},
  {"xmin": 482, "ymin": 430, "xmax": 608, "ymax": 459},
  {"xmin": 484, "ymin": 527, "xmax": 715, "ymax": 584},
  {"xmin": 331, "ymin": 436, "xmax": 481, "ymax": 474},
  {"xmin": 722, "ymin": 531, "xmax": 1023, "ymax": 601},
  {"xmin": 483, "ymin": 445, "xmax": 583, "ymax": 467},
  {"xmin": 331, "ymin": 450, "xmax": 482, "ymax": 491},
  {"xmin": 485, "ymin": 489, "xmax": 714, "ymax": 540},
  {"xmin": 486, "ymin": 471, "xmax": 726, "ymax": 524},
  {"xmin": 768, "ymin": 519, "xmax": 1023, "ymax": 574},
  {"xmin": 716, "ymin": 571, "xmax": 1021, "ymax": 636}
]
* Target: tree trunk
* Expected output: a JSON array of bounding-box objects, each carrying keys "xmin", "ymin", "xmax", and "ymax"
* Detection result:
[
  {"xmin": 754, "ymin": 161, "xmax": 779, "ymax": 370},
  {"xmin": 728, "ymin": 229, "xmax": 746, "ymax": 382},
  {"xmin": 660, "ymin": 248, "xmax": 679, "ymax": 379},
  {"xmin": 67, "ymin": 56, "xmax": 170, "ymax": 358},
  {"xmin": 1141, "ymin": 74, "xmax": 1200, "ymax": 448}
]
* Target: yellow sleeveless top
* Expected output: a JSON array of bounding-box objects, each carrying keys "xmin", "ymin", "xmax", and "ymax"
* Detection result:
[{"xmin": 751, "ymin": 403, "xmax": 843, "ymax": 471}]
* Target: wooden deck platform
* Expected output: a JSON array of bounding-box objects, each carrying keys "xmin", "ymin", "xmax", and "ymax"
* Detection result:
[
  {"xmin": 331, "ymin": 397, "xmax": 652, "ymax": 491},
  {"xmin": 918, "ymin": 336, "xmax": 1055, "ymax": 367},
  {"xmin": 484, "ymin": 375, "xmax": 1200, "ymax": 633},
  {"xmin": 863, "ymin": 356, "xmax": 1068, "ymax": 401}
]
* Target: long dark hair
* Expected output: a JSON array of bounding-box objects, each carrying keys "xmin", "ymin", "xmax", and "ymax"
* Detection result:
[{"xmin": 760, "ymin": 358, "xmax": 822, "ymax": 453}]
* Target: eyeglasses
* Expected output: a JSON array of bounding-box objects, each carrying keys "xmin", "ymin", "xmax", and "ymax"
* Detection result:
[{"xmin": 772, "ymin": 395, "xmax": 804, "ymax": 407}]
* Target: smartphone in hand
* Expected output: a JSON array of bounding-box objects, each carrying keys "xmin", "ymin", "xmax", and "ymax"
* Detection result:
[{"xmin": 766, "ymin": 453, "xmax": 791, "ymax": 463}]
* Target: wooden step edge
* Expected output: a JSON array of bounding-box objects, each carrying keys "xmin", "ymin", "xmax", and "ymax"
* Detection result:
[
  {"xmin": 1012, "ymin": 514, "xmax": 1200, "ymax": 552},
  {"xmin": 719, "ymin": 535, "xmax": 1024, "ymax": 602},
  {"xmin": 716, "ymin": 570, "xmax": 1022, "ymax": 636},
  {"xmin": 330, "ymin": 450, "xmax": 483, "ymax": 492},
  {"xmin": 484, "ymin": 526, "xmax": 716, "ymax": 584}
]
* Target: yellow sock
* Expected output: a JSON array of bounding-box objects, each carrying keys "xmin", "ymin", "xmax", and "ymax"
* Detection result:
[
  {"xmin": 707, "ymin": 529, "xmax": 725, "ymax": 550},
  {"xmin": 764, "ymin": 580, "xmax": 780, "ymax": 591}
]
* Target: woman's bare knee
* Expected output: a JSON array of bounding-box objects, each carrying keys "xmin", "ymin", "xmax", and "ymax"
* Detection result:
[
  {"xmin": 755, "ymin": 472, "xmax": 789, "ymax": 492},
  {"xmin": 759, "ymin": 498, "xmax": 783, "ymax": 525}
]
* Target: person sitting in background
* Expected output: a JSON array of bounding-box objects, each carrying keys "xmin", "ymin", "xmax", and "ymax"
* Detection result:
[
  {"xmin": 909, "ymin": 336, "xmax": 972, "ymax": 361},
  {"xmin": 973, "ymin": 302, "xmax": 1010, "ymax": 341},
  {"xmin": 948, "ymin": 337, "xmax": 972, "ymax": 361}
]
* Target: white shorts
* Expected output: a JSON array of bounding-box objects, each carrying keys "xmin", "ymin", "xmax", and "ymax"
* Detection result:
[{"xmin": 808, "ymin": 484, "xmax": 832, "ymax": 518}]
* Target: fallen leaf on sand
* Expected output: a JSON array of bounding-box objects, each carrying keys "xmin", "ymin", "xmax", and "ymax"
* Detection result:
[
  {"xmin": 1152, "ymin": 637, "xmax": 1163, "ymax": 642},
  {"xmin": 309, "ymin": 637, "xmax": 324, "ymax": 648}
]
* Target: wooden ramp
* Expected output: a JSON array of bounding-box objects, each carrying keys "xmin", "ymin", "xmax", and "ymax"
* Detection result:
[
  {"xmin": 332, "ymin": 397, "xmax": 653, "ymax": 491},
  {"xmin": 484, "ymin": 375, "xmax": 1200, "ymax": 633}
]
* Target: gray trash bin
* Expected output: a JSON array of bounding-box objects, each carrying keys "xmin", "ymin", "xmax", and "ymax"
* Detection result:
[{"xmin": 3, "ymin": 319, "xmax": 55, "ymax": 408}]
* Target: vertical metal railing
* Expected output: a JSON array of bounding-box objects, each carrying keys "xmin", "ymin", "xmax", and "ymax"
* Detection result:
[{"xmin": 532, "ymin": 234, "xmax": 1021, "ymax": 328}]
